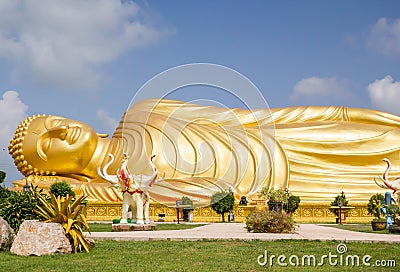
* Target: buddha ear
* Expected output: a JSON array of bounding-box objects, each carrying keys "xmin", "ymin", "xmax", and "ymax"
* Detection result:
[
  {"xmin": 36, "ymin": 141, "xmax": 48, "ymax": 161},
  {"xmin": 96, "ymin": 133, "xmax": 109, "ymax": 138}
]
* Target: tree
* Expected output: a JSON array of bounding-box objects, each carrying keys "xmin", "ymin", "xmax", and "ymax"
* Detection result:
[
  {"xmin": 329, "ymin": 191, "xmax": 350, "ymax": 216},
  {"xmin": 284, "ymin": 195, "xmax": 301, "ymax": 214},
  {"xmin": 210, "ymin": 192, "xmax": 234, "ymax": 222},
  {"xmin": 181, "ymin": 196, "xmax": 194, "ymax": 222},
  {"xmin": 0, "ymin": 171, "xmax": 6, "ymax": 184}
]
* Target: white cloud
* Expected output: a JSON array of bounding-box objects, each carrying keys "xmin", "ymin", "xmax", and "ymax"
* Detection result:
[
  {"xmin": 368, "ymin": 17, "xmax": 400, "ymax": 57},
  {"xmin": 0, "ymin": 0, "xmax": 165, "ymax": 89},
  {"xmin": 96, "ymin": 109, "xmax": 118, "ymax": 132},
  {"xmin": 290, "ymin": 77, "xmax": 351, "ymax": 105},
  {"xmin": 368, "ymin": 75, "xmax": 400, "ymax": 115},
  {"xmin": 0, "ymin": 90, "xmax": 28, "ymax": 149}
]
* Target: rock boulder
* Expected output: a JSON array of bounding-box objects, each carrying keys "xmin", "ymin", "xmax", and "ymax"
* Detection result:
[
  {"xmin": 0, "ymin": 216, "xmax": 15, "ymax": 251},
  {"xmin": 10, "ymin": 220, "xmax": 71, "ymax": 256}
]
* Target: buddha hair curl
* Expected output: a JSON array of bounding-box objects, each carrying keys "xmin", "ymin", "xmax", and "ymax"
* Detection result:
[{"xmin": 8, "ymin": 114, "xmax": 56, "ymax": 177}]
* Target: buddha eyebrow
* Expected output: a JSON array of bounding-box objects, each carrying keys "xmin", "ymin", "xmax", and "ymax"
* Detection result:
[
  {"xmin": 32, "ymin": 129, "xmax": 42, "ymax": 135},
  {"xmin": 45, "ymin": 118, "xmax": 64, "ymax": 129}
]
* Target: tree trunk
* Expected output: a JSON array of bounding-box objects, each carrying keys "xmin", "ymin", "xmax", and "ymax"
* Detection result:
[{"xmin": 221, "ymin": 212, "xmax": 225, "ymax": 222}]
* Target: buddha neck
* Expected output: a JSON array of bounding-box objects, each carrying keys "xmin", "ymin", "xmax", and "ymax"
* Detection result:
[{"xmin": 81, "ymin": 137, "xmax": 123, "ymax": 178}]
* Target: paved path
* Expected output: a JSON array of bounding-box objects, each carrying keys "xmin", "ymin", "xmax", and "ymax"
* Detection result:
[{"xmin": 86, "ymin": 223, "xmax": 400, "ymax": 243}]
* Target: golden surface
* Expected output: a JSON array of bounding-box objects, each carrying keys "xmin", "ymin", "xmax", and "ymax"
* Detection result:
[
  {"xmin": 9, "ymin": 99, "xmax": 400, "ymax": 203},
  {"xmin": 85, "ymin": 202, "xmax": 373, "ymax": 223}
]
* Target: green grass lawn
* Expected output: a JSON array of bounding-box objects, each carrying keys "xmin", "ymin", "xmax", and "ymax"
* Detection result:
[
  {"xmin": 320, "ymin": 223, "xmax": 396, "ymax": 234},
  {"xmin": 1, "ymin": 240, "xmax": 399, "ymax": 271},
  {"xmin": 87, "ymin": 223, "xmax": 206, "ymax": 232}
]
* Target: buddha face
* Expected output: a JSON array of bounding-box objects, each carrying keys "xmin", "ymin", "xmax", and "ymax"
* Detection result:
[{"xmin": 22, "ymin": 116, "xmax": 99, "ymax": 174}]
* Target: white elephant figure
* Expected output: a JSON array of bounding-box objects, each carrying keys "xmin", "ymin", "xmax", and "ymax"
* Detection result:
[{"xmin": 97, "ymin": 153, "xmax": 165, "ymax": 224}]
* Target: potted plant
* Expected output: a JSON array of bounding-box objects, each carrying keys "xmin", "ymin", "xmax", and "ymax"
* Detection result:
[
  {"xmin": 258, "ymin": 188, "xmax": 288, "ymax": 213},
  {"xmin": 181, "ymin": 196, "xmax": 194, "ymax": 222},
  {"xmin": 329, "ymin": 191, "xmax": 350, "ymax": 223},
  {"xmin": 367, "ymin": 193, "xmax": 386, "ymax": 231}
]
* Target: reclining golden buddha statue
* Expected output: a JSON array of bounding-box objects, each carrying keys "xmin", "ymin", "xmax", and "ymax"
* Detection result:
[{"xmin": 8, "ymin": 99, "xmax": 400, "ymax": 203}]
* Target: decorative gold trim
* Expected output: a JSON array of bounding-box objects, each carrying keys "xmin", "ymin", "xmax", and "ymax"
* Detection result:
[{"xmin": 85, "ymin": 202, "xmax": 374, "ymax": 223}]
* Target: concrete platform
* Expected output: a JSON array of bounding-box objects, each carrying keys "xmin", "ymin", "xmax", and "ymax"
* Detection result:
[
  {"xmin": 112, "ymin": 223, "xmax": 157, "ymax": 232},
  {"xmin": 85, "ymin": 223, "xmax": 400, "ymax": 243}
]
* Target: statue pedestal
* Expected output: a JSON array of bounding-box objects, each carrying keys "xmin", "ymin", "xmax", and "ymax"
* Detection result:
[{"xmin": 112, "ymin": 223, "xmax": 157, "ymax": 232}]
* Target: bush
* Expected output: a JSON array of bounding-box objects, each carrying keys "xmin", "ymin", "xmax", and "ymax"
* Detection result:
[
  {"xmin": 0, "ymin": 185, "xmax": 12, "ymax": 200},
  {"xmin": 210, "ymin": 192, "xmax": 234, "ymax": 222},
  {"xmin": 50, "ymin": 181, "xmax": 75, "ymax": 198},
  {"xmin": 0, "ymin": 187, "xmax": 45, "ymax": 231},
  {"xmin": 246, "ymin": 208, "xmax": 295, "ymax": 233}
]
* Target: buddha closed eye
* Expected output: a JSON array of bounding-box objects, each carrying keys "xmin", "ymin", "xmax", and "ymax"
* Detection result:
[{"xmin": 38, "ymin": 122, "xmax": 84, "ymax": 160}]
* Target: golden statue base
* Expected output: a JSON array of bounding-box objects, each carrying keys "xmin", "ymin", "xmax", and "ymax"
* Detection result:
[{"xmin": 86, "ymin": 201, "xmax": 373, "ymax": 223}]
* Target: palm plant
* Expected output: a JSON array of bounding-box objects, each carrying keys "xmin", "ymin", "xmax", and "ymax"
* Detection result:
[{"xmin": 34, "ymin": 191, "xmax": 91, "ymax": 253}]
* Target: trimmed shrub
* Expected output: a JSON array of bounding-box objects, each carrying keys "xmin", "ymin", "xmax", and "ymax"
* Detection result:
[
  {"xmin": 246, "ymin": 208, "xmax": 295, "ymax": 233},
  {"xmin": 50, "ymin": 181, "xmax": 75, "ymax": 198}
]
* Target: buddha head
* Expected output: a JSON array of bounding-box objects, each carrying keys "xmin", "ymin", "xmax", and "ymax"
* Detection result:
[{"xmin": 8, "ymin": 115, "xmax": 100, "ymax": 177}]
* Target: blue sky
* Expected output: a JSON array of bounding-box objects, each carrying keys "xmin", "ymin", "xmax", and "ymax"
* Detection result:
[{"xmin": 1, "ymin": 0, "xmax": 400, "ymax": 184}]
